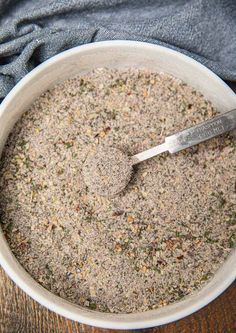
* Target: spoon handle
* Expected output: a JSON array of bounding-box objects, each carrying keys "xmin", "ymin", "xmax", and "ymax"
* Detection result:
[
  {"xmin": 165, "ymin": 109, "xmax": 236, "ymax": 153},
  {"xmin": 133, "ymin": 109, "xmax": 236, "ymax": 164}
]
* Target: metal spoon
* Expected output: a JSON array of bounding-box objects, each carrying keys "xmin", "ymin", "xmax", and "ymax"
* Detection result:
[
  {"xmin": 133, "ymin": 109, "xmax": 236, "ymax": 164},
  {"xmin": 84, "ymin": 109, "xmax": 236, "ymax": 196}
]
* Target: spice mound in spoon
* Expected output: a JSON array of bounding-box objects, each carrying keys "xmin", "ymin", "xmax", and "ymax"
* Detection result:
[{"xmin": 83, "ymin": 147, "xmax": 133, "ymax": 197}]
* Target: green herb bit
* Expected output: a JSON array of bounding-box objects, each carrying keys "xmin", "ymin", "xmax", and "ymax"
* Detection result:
[
  {"xmin": 64, "ymin": 142, "xmax": 74, "ymax": 148},
  {"xmin": 88, "ymin": 302, "xmax": 97, "ymax": 310},
  {"xmin": 228, "ymin": 236, "xmax": 235, "ymax": 248}
]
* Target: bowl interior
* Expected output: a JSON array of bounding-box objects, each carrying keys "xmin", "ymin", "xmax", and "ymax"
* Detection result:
[{"xmin": 0, "ymin": 41, "xmax": 235, "ymax": 329}]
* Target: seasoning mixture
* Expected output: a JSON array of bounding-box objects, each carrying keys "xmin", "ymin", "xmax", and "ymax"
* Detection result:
[
  {"xmin": 83, "ymin": 147, "xmax": 133, "ymax": 197},
  {"xmin": 0, "ymin": 69, "xmax": 235, "ymax": 314}
]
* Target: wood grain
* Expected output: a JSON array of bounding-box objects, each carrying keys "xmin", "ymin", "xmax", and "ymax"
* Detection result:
[{"xmin": 0, "ymin": 82, "xmax": 236, "ymax": 333}]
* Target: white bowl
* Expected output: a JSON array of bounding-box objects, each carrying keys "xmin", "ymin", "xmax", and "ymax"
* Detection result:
[{"xmin": 0, "ymin": 41, "xmax": 235, "ymax": 329}]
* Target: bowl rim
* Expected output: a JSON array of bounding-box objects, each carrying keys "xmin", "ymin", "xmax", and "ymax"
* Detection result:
[{"xmin": 0, "ymin": 40, "xmax": 235, "ymax": 330}]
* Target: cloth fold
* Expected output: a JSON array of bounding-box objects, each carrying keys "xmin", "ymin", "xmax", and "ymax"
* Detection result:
[{"xmin": 0, "ymin": 0, "xmax": 236, "ymax": 100}]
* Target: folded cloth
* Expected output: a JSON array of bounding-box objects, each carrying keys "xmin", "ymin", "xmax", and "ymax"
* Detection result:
[{"xmin": 0, "ymin": 0, "xmax": 236, "ymax": 100}]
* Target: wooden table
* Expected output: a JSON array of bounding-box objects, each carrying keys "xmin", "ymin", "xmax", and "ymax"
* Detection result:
[{"xmin": 0, "ymin": 83, "xmax": 235, "ymax": 333}]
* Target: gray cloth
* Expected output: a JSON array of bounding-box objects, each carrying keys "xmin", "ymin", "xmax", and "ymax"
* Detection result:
[{"xmin": 0, "ymin": 0, "xmax": 236, "ymax": 100}]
